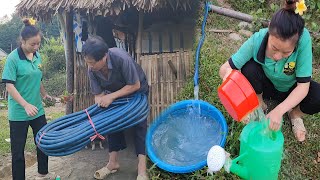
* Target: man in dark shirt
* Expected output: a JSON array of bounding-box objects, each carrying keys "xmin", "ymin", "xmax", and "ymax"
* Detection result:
[{"xmin": 82, "ymin": 36, "xmax": 148, "ymax": 180}]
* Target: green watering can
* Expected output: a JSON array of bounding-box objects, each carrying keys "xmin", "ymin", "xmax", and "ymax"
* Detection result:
[
  {"xmin": 207, "ymin": 119, "xmax": 284, "ymax": 180},
  {"xmin": 208, "ymin": 71, "xmax": 284, "ymax": 179}
]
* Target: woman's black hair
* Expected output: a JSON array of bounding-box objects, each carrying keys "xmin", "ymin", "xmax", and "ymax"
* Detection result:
[
  {"xmin": 269, "ymin": 0, "xmax": 305, "ymax": 42},
  {"xmin": 82, "ymin": 36, "xmax": 109, "ymax": 61},
  {"xmin": 20, "ymin": 19, "xmax": 40, "ymax": 41}
]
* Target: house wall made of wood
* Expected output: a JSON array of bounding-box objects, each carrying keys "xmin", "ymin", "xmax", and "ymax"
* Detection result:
[{"xmin": 71, "ymin": 13, "xmax": 195, "ymax": 122}]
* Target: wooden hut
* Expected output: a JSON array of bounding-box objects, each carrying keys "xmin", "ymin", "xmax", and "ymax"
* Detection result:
[{"xmin": 16, "ymin": 0, "xmax": 198, "ymax": 121}]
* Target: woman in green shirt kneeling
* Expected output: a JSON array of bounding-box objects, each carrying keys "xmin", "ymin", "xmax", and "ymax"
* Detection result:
[{"xmin": 219, "ymin": 0, "xmax": 320, "ymax": 142}]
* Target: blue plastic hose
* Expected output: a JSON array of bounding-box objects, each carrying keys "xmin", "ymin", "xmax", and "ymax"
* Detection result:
[
  {"xmin": 36, "ymin": 93, "xmax": 149, "ymax": 156},
  {"xmin": 194, "ymin": 2, "xmax": 210, "ymax": 88}
]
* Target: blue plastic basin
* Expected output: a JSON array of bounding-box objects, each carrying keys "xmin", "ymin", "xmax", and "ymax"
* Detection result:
[{"xmin": 146, "ymin": 99, "xmax": 228, "ymax": 173}]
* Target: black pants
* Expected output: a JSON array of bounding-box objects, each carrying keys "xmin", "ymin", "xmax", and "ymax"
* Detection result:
[
  {"xmin": 241, "ymin": 59, "xmax": 320, "ymax": 115},
  {"xmin": 9, "ymin": 115, "xmax": 48, "ymax": 180},
  {"xmin": 108, "ymin": 118, "xmax": 147, "ymax": 156}
]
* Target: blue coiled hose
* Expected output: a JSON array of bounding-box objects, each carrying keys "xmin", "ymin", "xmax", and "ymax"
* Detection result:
[{"xmin": 36, "ymin": 93, "xmax": 149, "ymax": 156}]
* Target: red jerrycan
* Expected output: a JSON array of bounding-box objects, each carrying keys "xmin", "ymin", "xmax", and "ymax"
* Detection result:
[{"xmin": 218, "ymin": 70, "xmax": 259, "ymax": 122}]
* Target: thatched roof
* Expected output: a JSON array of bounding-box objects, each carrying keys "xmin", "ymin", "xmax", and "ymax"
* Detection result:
[{"xmin": 16, "ymin": 0, "xmax": 194, "ymax": 20}]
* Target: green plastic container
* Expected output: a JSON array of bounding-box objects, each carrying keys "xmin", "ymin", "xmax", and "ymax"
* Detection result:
[{"xmin": 229, "ymin": 120, "xmax": 284, "ymax": 180}]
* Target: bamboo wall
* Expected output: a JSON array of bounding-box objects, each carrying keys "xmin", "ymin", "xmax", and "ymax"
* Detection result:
[
  {"xmin": 140, "ymin": 20, "xmax": 195, "ymax": 54},
  {"xmin": 73, "ymin": 51, "xmax": 193, "ymax": 122},
  {"xmin": 139, "ymin": 50, "xmax": 192, "ymax": 122},
  {"xmin": 73, "ymin": 54, "xmax": 94, "ymax": 112}
]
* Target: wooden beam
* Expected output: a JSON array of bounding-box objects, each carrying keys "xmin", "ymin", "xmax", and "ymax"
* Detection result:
[
  {"xmin": 57, "ymin": 13, "xmax": 68, "ymax": 63},
  {"xmin": 136, "ymin": 11, "xmax": 143, "ymax": 64},
  {"xmin": 208, "ymin": 29, "xmax": 235, "ymax": 33},
  {"xmin": 167, "ymin": 60, "xmax": 177, "ymax": 79},
  {"xmin": 209, "ymin": 5, "xmax": 320, "ymax": 37},
  {"xmin": 209, "ymin": 5, "xmax": 269, "ymax": 26},
  {"xmin": 65, "ymin": 11, "xmax": 74, "ymax": 115}
]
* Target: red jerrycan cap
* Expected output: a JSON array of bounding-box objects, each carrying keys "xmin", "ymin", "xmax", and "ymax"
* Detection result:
[{"xmin": 218, "ymin": 70, "xmax": 259, "ymax": 122}]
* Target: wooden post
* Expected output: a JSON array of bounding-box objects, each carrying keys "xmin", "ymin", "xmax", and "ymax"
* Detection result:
[
  {"xmin": 209, "ymin": 5, "xmax": 269, "ymax": 26},
  {"xmin": 136, "ymin": 11, "xmax": 143, "ymax": 64},
  {"xmin": 57, "ymin": 13, "xmax": 68, "ymax": 66},
  {"xmin": 65, "ymin": 12, "xmax": 74, "ymax": 114},
  {"xmin": 209, "ymin": 5, "xmax": 320, "ymax": 37}
]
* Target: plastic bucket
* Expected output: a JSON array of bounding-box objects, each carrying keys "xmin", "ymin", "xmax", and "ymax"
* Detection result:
[{"xmin": 218, "ymin": 70, "xmax": 259, "ymax": 122}]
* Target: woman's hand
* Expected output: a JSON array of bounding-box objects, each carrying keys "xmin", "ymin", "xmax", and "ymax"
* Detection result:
[
  {"xmin": 219, "ymin": 61, "xmax": 233, "ymax": 81},
  {"xmin": 43, "ymin": 94, "xmax": 53, "ymax": 101},
  {"xmin": 98, "ymin": 94, "xmax": 115, "ymax": 108},
  {"xmin": 266, "ymin": 109, "xmax": 283, "ymax": 131},
  {"xmin": 223, "ymin": 68, "xmax": 233, "ymax": 81},
  {"xmin": 23, "ymin": 103, "xmax": 38, "ymax": 116}
]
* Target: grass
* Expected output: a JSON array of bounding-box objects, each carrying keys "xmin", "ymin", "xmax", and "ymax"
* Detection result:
[
  {"xmin": 0, "ymin": 111, "xmax": 36, "ymax": 155},
  {"xmin": 148, "ymin": 1, "xmax": 320, "ymax": 179},
  {"xmin": 0, "ymin": 109, "xmax": 65, "ymax": 156},
  {"xmin": 0, "ymin": 1, "xmax": 319, "ymax": 179}
]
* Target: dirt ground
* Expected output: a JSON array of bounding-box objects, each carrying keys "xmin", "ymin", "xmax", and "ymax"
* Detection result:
[
  {"xmin": 2, "ymin": 138, "xmax": 139, "ymax": 180},
  {"xmin": 1, "ymin": 105, "xmax": 140, "ymax": 180},
  {"xmin": 25, "ymin": 131, "xmax": 139, "ymax": 180}
]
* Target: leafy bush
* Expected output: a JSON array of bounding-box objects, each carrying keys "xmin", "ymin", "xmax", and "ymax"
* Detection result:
[
  {"xmin": 42, "ymin": 73, "xmax": 66, "ymax": 97},
  {"xmin": 0, "ymin": 57, "xmax": 5, "ymax": 74},
  {"xmin": 39, "ymin": 37, "xmax": 67, "ymax": 97},
  {"xmin": 40, "ymin": 38, "xmax": 66, "ymax": 79},
  {"xmin": 0, "ymin": 58, "xmax": 7, "ymax": 96},
  {"xmin": 0, "ymin": 99, "xmax": 8, "ymax": 109},
  {"xmin": 43, "ymin": 97, "xmax": 56, "ymax": 107}
]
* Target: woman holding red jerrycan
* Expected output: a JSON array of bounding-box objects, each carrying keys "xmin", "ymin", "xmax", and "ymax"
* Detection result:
[{"xmin": 219, "ymin": 0, "xmax": 320, "ymax": 142}]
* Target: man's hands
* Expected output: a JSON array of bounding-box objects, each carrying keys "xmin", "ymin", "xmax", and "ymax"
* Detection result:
[{"xmin": 96, "ymin": 94, "xmax": 115, "ymax": 108}]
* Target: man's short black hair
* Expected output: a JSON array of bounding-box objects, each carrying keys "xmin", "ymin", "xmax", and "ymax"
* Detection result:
[{"xmin": 82, "ymin": 36, "xmax": 109, "ymax": 61}]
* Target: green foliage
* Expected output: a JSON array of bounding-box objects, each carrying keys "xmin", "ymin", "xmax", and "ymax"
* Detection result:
[
  {"xmin": 40, "ymin": 37, "xmax": 66, "ymax": 97},
  {"xmin": 0, "ymin": 14, "xmax": 23, "ymax": 53},
  {"xmin": 0, "ymin": 99, "xmax": 7, "ymax": 109},
  {"xmin": 0, "ymin": 14, "xmax": 60, "ymax": 54},
  {"xmin": 0, "ymin": 57, "xmax": 6, "ymax": 76},
  {"xmin": 227, "ymin": 0, "xmax": 268, "ymax": 14},
  {"xmin": 39, "ymin": 17, "xmax": 60, "ymax": 38},
  {"xmin": 314, "ymin": 37, "xmax": 320, "ymax": 65},
  {"xmin": 43, "ymin": 97, "xmax": 56, "ymax": 107},
  {"xmin": 40, "ymin": 37, "xmax": 66, "ymax": 79},
  {"xmin": 0, "ymin": 57, "xmax": 7, "ymax": 95},
  {"xmin": 42, "ymin": 73, "xmax": 66, "ymax": 97}
]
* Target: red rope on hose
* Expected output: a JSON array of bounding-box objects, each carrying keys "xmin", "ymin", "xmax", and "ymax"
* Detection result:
[{"xmin": 85, "ymin": 109, "xmax": 105, "ymax": 141}]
